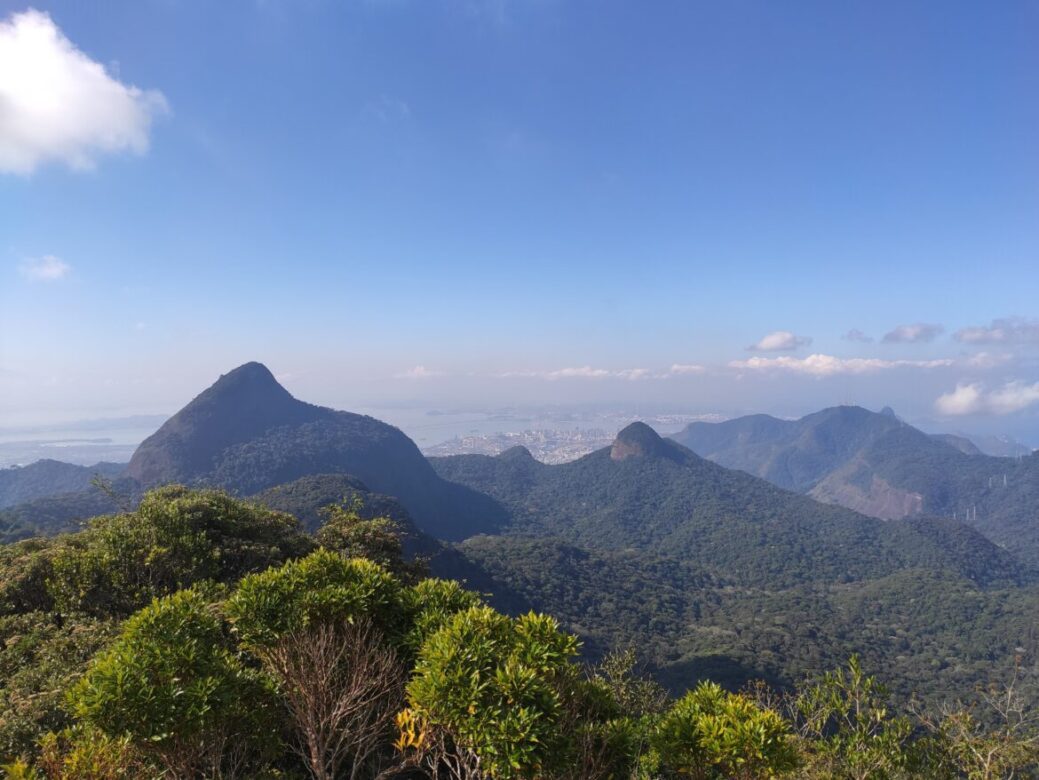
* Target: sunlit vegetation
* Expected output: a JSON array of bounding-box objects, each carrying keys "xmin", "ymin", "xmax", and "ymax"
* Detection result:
[{"xmin": 0, "ymin": 487, "xmax": 1035, "ymax": 778}]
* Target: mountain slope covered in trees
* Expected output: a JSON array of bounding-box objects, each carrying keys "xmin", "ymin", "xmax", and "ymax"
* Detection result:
[
  {"xmin": 430, "ymin": 423, "xmax": 1031, "ymax": 588},
  {"xmin": 0, "ymin": 460, "xmax": 124, "ymax": 509},
  {"xmin": 670, "ymin": 406, "xmax": 1039, "ymax": 565},
  {"xmin": 116, "ymin": 362, "xmax": 504, "ymax": 540}
]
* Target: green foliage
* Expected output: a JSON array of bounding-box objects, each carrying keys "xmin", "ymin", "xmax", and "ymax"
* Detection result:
[
  {"xmin": 591, "ymin": 647, "xmax": 670, "ymax": 717},
  {"xmin": 0, "ymin": 759, "xmax": 40, "ymax": 780},
  {"xmin": 792, "ymin": 656, "xmax": 919, "ymax": 779},
  {"xmin": 403, "ymin": 577, "xmax": 483, "ymax": 653},
  {"xmin": 68, "ymin": 588, "xmax": 278, "ymax": 776},
  {"xmin": 649, "ymin": 681, "xmax": 799, "ymax": 779},
  {"xmin": 316, "ymin": 501, "xmax": 425, "ymax": 582},
  {"xmin": 36, "ymin": 726, "xmax": 141, "ymax": 779},
  {"xmin": 226, "ymin": 548, "xmax": 405, "ymax": 649},
  {"xmin": 47, "ymin": 485, "xmax": 313, "ymax": 616},
  {"xmin": 405, "ymin": 606, "xmax": 580, "ymax": 778},
  {"xmin": 451, "ymin": 537, "xmax": 1039, "ymax": 709},
  {"xmin": 0, "ymin": 613, "xmax": 116, "ymax": 762},
  {"xmin": 0, "ymin": 539, "xmax": 62, "ymax": 616}
]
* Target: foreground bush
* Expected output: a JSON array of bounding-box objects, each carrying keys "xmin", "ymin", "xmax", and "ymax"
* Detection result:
[
  {"xmin": 649, "ymin": 681, "xmax": 799, "ymax": 778},
  {"xmin": 68, "ymin": 588, "xmax": 279, "ymax": 778}
]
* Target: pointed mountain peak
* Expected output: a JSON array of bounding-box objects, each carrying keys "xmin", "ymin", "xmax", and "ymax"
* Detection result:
[
  {"xmin": 611, "ymin": 422, "xmax": 675, "ymax": 461},
  {"xmin": 126, "ymin": 362, "xmax": 324, "ymax": 486},
  {"xmin": 206, "ymin": 362, "xmax": 290, "ymax": 400}
]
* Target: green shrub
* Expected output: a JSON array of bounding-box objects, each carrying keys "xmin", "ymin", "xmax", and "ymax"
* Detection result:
[
  {"xmin": 404, "ymin": 606, "xmax": 580, "ymax": 779},
  {"xmin": 227, "ymin": 548, "xmax": 406, "ymax": 649},
  {"xmin": 69, "ymin": 588, "xmax": 278, "ymax": 777},
  {"xmin": 48, "ymin": 486, "xmax": 312, "ymax": 617},
  {"xmin": 650, "ymin": 680, "xmax": 799, "ymax": 779}
]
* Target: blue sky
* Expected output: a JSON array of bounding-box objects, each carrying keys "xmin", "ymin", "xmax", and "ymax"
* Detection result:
[{"xmin": 1, "ymin": 1, "xmax": 1038, "ymax": 439}]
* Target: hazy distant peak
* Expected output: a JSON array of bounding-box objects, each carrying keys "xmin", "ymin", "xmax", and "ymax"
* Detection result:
[
  {"xmin": 880, "ymin": 406, "xmax": 898, "ymax": 418},
  {"xmin": 499, "ymin": 445, "xmax": 536, "ymax": 461},
  {"xmin": 610, "ymin": 422, "xmax": 677, "ymax": 461}
]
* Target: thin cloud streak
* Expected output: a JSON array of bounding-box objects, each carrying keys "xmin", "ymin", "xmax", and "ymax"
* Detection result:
[
  {"xmin": 730, "ymin": 353, "xmax": 954, "ymax": 377},
  {"xmin": 955, "ymin": 317, "xmax": 1039, "ymax": 345}
]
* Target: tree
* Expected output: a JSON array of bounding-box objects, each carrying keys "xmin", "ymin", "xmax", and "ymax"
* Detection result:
[
  {"xmin": 791, "ymin": 656, "xmax": 919, "ymax": 779},
  {"xmin": 401, "ymin": 606, "xmax": 580, "ymax": 779},
  {"xmin": 649, "ymin": 680, "xmax": 799, "ymax": 779},
  {"xmin": 48, "ymin": 486, "xmax": 313, "ymax": 617},
  {"xmin": 68, "ymin": 587, "xmax": 277, "ymax": 778},
  {"xmin": 261, "ymin": 619, "xmax": 404, "ymax": 780},
  {"xmin": 914, "ymin": 668, "xmax": 1039, "ymax": 780},
  {"xmin": 316, "ymin": 501, "xmax": 426, "ymax": 583},
  {"xmin": 227, "ymin": 550, "xmax": 410, "ymax": 780},
  {"xmin": 0, "ymin": 613, "xmax": 116, "ymax": 762},
  {"xmin": 402, "ymin": 577, "xmax": 482, "ymax": 655}
]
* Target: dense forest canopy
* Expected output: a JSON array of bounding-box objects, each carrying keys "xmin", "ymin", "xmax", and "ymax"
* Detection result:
[{"xmin": 1, "ymin": 486, "xmax": 1036, "ymax": 778}]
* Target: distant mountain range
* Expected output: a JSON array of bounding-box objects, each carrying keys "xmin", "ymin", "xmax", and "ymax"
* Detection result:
[
  {"xmin": 2, "ymin": 363, "xmax": 1037, "ymax": 704},
  {"xmin": 0, "ymin": 460, "xmax": 124, "ymax": 509},
  {"xmin": 430, "ymin": 423, "xmax": 1037, "ymax": 699},
  {"xmin": 430, "ymin": 422, "xmax": 1028, "ymax": 588},
  {"xmin": 670, "ymin": 405, "xmax": 1039, "ymax": 566}
]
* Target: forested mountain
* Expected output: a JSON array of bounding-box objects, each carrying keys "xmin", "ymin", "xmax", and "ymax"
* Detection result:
[
  {"xmin": 253, "ymin": 473, "xmax": 442, "ymax": 559},
  {"xmin": 120, "ymin": 362, "xmax": 504, "ymax": 540},
  {"xmin": 428, "ymin": 423, "xmax": 1038, "ymax": 706},
  {"xmin": 670, "ymin": 406, "xmax": 1039, "ymax": 565},
  {"xmin": 0, "ymin": 460, "xmax": 124, "ymax": 509},
  {"xmin": 431, "ymin": 422, "xmax": 1030, "ymax": 588},
  {"xmin": 452, "ymin": 535, "xmax": 1039, "ymax": 704}
]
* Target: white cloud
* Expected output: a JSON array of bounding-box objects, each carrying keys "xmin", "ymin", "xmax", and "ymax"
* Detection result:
[
  {"xmin": 747, "ymin": 330, "xmax": 812, "ymax": 351},
  {"xmin": 882, "ymin": 322, "xmax": 944, "ymax": 343},
  {"xmin": 935, "ymin": 381, "xmax": 1039, "ymax": 416},
  {"xmin": 842, "ymin": 328, "xmax": 873, "ymax": 343},
  {"xmin": 395, "ymin": 366, "xmax": 444, "ymax": 379},
  {"xmin": 668, "ymin": 363, "xmax": 706, "ymax": 376},
  {"xmin": 0, "ymin": 9, "xmax": 168, "ymax": 174},
  {"xmin": 19, "ymin": 254, "xmax": 70, "ymax": 281},
  {"xmin": 934, "ymin": 383, "xmax": 983, "ymax": 415},
  {"xmin": 729, "ymin": 353, "xmax": 954, "ymax": 377},
  {"xmin": 954, "ymin": 317, "xmax": 1039, "ymax": 345},
  {"xmin": 962, "ymin": 351, "xmax": 1013, "ymax": 369},
  {"xmin": 987, "ymin": 382, "xmax": 1039, "ymax": 414}
]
